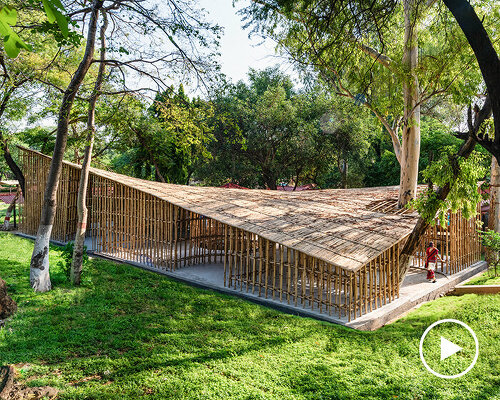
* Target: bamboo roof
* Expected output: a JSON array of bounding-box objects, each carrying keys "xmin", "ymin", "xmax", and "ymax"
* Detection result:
[{"xmin": 21, "ymin": 147, "xmax": 420, "ymax": 272}]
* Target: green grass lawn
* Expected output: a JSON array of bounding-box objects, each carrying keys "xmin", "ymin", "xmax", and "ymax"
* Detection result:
[
  {"xmin": 465, "ymin": 270, "xmax": 500, "ymax": 286},
  {"xmin": 0, "ymin": 232, "xmax": 499, "ymax": 400}
]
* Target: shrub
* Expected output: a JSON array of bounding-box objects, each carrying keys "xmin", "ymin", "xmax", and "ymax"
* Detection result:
[{"xmin": 481, "ymin": 229, "xmax": 500, "ymax": 276}]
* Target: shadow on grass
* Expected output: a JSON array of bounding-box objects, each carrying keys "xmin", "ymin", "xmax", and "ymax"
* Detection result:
[
  {"xmin": 0, "ymin": 238, "xmax": 499, "ymax": 399},
  {"xmin": 1, "ymin": 258, "xmax": 317, "ymax": 375}
]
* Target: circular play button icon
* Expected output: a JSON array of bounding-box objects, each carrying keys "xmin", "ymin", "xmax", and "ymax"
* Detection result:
[{"xmin": 420, "ymin": 319, "xmax": 479, "ymax": 379}]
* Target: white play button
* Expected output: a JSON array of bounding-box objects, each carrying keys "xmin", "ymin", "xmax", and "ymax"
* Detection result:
[
  {"xmin": 440, "ymin": 336, "xmax": 462, "ymax": 361},
  {"xmin": 420, "ymin": 319, "xmax": 479, "ymax": 379}
]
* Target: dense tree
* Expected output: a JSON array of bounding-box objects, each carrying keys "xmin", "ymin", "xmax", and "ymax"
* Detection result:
[
  {"xmin": 196, "ymin": 68, "xmax": 376, "ymax": 189},
  {"xmin": 108, "ymin": 87, "xmax": 214, "ymax": 185},
  {"xmin": 148, "ymin": 85, "xmax": 215, "ymax": 184},
  {"xmin": 200, "ymin": 68, "xmax": 309, "ymax": 189}
]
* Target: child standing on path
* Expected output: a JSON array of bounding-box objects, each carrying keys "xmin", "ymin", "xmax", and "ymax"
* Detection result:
[{"xmin": 425, "ymin": 241, "xmax": 442, "ymax": 283}]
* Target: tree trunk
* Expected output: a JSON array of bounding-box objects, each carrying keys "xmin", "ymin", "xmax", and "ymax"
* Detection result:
[
  {"xmin": 263, "ymin": 169, "xmax": 277, "ymax": 190},
  {"xmin": 71, "ymin": 12, "xmax": 108, "ymax": 286},
  {"xmin": 341, "ymin": 160, "xmax": 348, "ymax": 189},
  {"xmin": 186, "ymin": 169, "xmax": 193, "ymax": 185},
  {"xmin": 29, "ymin": 0, "xmax": 104, "ymax": 292},
  {"xmin": 3, "ymin": 186, "xmax": 20, "ymax": 230},
  {"xmin": 398, "ymin": 0, "xmax": 420, "ymax": 208},
  {"xmin": 399, "ymin": 99, "xmax": 492, "ymax": 282},
  {"xmin": 293, "ymin": 168, "xmax": 302, "ymax": 191},
  {"xmin": 0, "ymin": 137, "xmax": 25, "ymax": 198},
  {"xmin": 0, "ymin": 277, "xmax": 16, "ymax": 319},
  {"xmin": 488, "ymin": 157, "xmax": 500, "ymax": 232}
]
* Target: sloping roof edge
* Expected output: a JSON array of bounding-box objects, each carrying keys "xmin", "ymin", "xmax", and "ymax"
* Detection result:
[{"xmin": 17, "ymin": 146, "xmax": 416, "ymax": 271}]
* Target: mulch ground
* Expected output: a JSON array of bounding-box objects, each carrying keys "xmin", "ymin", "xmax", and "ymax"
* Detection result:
[{"xmin": 0, "ymin": 366, "xmax": 58, "ymax": 400}]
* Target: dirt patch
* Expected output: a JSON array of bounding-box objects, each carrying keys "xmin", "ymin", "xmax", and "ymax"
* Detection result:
[
  {"xmin": 0, "ymin": 366, "xmax": 59, "ymax": 400},
  {"xmin": 0, "ymin": 279, "xmax": 17, "ymax": 319}
]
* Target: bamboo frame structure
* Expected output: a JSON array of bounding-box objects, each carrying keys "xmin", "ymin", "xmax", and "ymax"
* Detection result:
[{"xmin": 18, "ymin": 147, "xmax": 483, "ymax": 321}]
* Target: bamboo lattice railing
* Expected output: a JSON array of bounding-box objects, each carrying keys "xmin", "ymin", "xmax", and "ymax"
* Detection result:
[
  {"xmin": 411, "ymin": 208, "xmax": 482, "ymax": 275},
  {"xmin": 223, "ymin": 227, "xmax": 400, "ymax": 320},
  {"xmin": 18, "ymin": 148, "xmax": 483, "ymax": 321}
]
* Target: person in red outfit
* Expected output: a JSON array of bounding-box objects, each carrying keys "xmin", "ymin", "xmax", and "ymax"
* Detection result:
[{"xmin": 425, "ymin": 242, "xmax": 442, "ymax": 283}]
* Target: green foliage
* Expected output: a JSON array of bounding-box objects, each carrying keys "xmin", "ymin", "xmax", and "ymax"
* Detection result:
[
  {"xmin": 149, "ymin": 85, "xmax": 215, "ymax": 184},
  {"xmin": 57, "ymin": 242, "xmax": 88, "ymax": 282},
  {"xmin": 197, "ymin": 67, "xmax": 376, "ymax": 189},
  {"xmin": 478, "ymin": 118, "xmax": 495, "ymax": 141},
  {"xmin": 410, "ymin": 149, "xmax": 487, "ymax": 225},
  {"xmin": 40, "ymin": 0, "xmax": 68, "ymax": 38},
  {"xmin": 482, "ymin": 229, "xmax": 500, "ymax": 252},
  {"xmin": 481, "ymin": 229, "xmax": 500, "ymax": 276},
  {"xmin": 0, "ymin": 1, "xmax": 69, "ymax": 57},
  {"xmin": 1, "ymin": 232, "xmax": 499, "ymax": 399},
  {"xmin": 0, "ymin": 6, "xmax": 31, "ymax": 57},
  {"xmin": 110, "ymin": 88, "xmax": 215, "ymax": 185}
]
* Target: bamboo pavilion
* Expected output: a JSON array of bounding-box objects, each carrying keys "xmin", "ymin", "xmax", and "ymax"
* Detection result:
[{"xmin": 18, "ymin": 147, "xmax": 482, "ymax": 321}]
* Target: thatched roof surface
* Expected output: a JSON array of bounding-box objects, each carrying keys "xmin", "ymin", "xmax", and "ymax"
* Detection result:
[{"xmin": 22, "ymin": 147, "xmax": 419, "ymax": 272}]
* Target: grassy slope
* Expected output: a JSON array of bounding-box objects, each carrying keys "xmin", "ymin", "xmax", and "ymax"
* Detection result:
[
  {"xmin": 465, "ymin": 270, "xmax": 500, "ymax": 286},
  {"xmin": 0, "ymin": 232, "xmax": 499, "ymax": 400}
]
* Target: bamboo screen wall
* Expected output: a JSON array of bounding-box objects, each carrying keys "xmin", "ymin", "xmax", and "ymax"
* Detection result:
[
  {"xmin": 224, "ymin": 229, "xmax": 401, "ymax": 320},
  {"xmin": 90, "ymin": 173, "xmax": 225, "ymax": 269},
  {"xmin": 21, "ymin": 148, "xmax": 80, "ymax": 242},
  {"xmin": 411, "ymin": 209, "xmax": 482, "ymax": 275},
  {"xmin": 18, "ymin": 148, "xmax": 482, "ymax": 322}
]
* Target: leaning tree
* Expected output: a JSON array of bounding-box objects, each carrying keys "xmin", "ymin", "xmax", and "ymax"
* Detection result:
[
  {"xmin": 397, "ymin": 0, "xmax": 500, "ymax": 277},
  {"xmin": 443, "ymin": 0, "xmax": 500, "ymax": 233}
]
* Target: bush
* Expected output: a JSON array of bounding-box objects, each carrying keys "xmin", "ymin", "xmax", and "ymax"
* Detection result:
[{"xmin": 481, "ymin": 229, "xmax": 500, "ymax": 276}]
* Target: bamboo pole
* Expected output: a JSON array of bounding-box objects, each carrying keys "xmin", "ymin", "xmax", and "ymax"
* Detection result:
[
  {"xmin": 223, "ymin": 224, "xmax": 228, "ymax": 287},
  {"xmin": 286, "ymin": 247, "xmax": 292, "ymax": 304}
]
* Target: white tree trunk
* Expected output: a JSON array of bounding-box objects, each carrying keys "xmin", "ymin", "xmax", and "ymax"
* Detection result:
[
  {"xmin": 398, "ymin": 0, "xmax": 421, "ymax": 208},
  {"xmin": 30, "ymin": 224, "xmax": 52, "ymax": 292},
  {"xmin": 71, "ymin": 13, "xmax": 108, "ymax": 285},
  {"xmin": 29, "ymin": 0, "xmax": 104, "ymax": 292}
]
